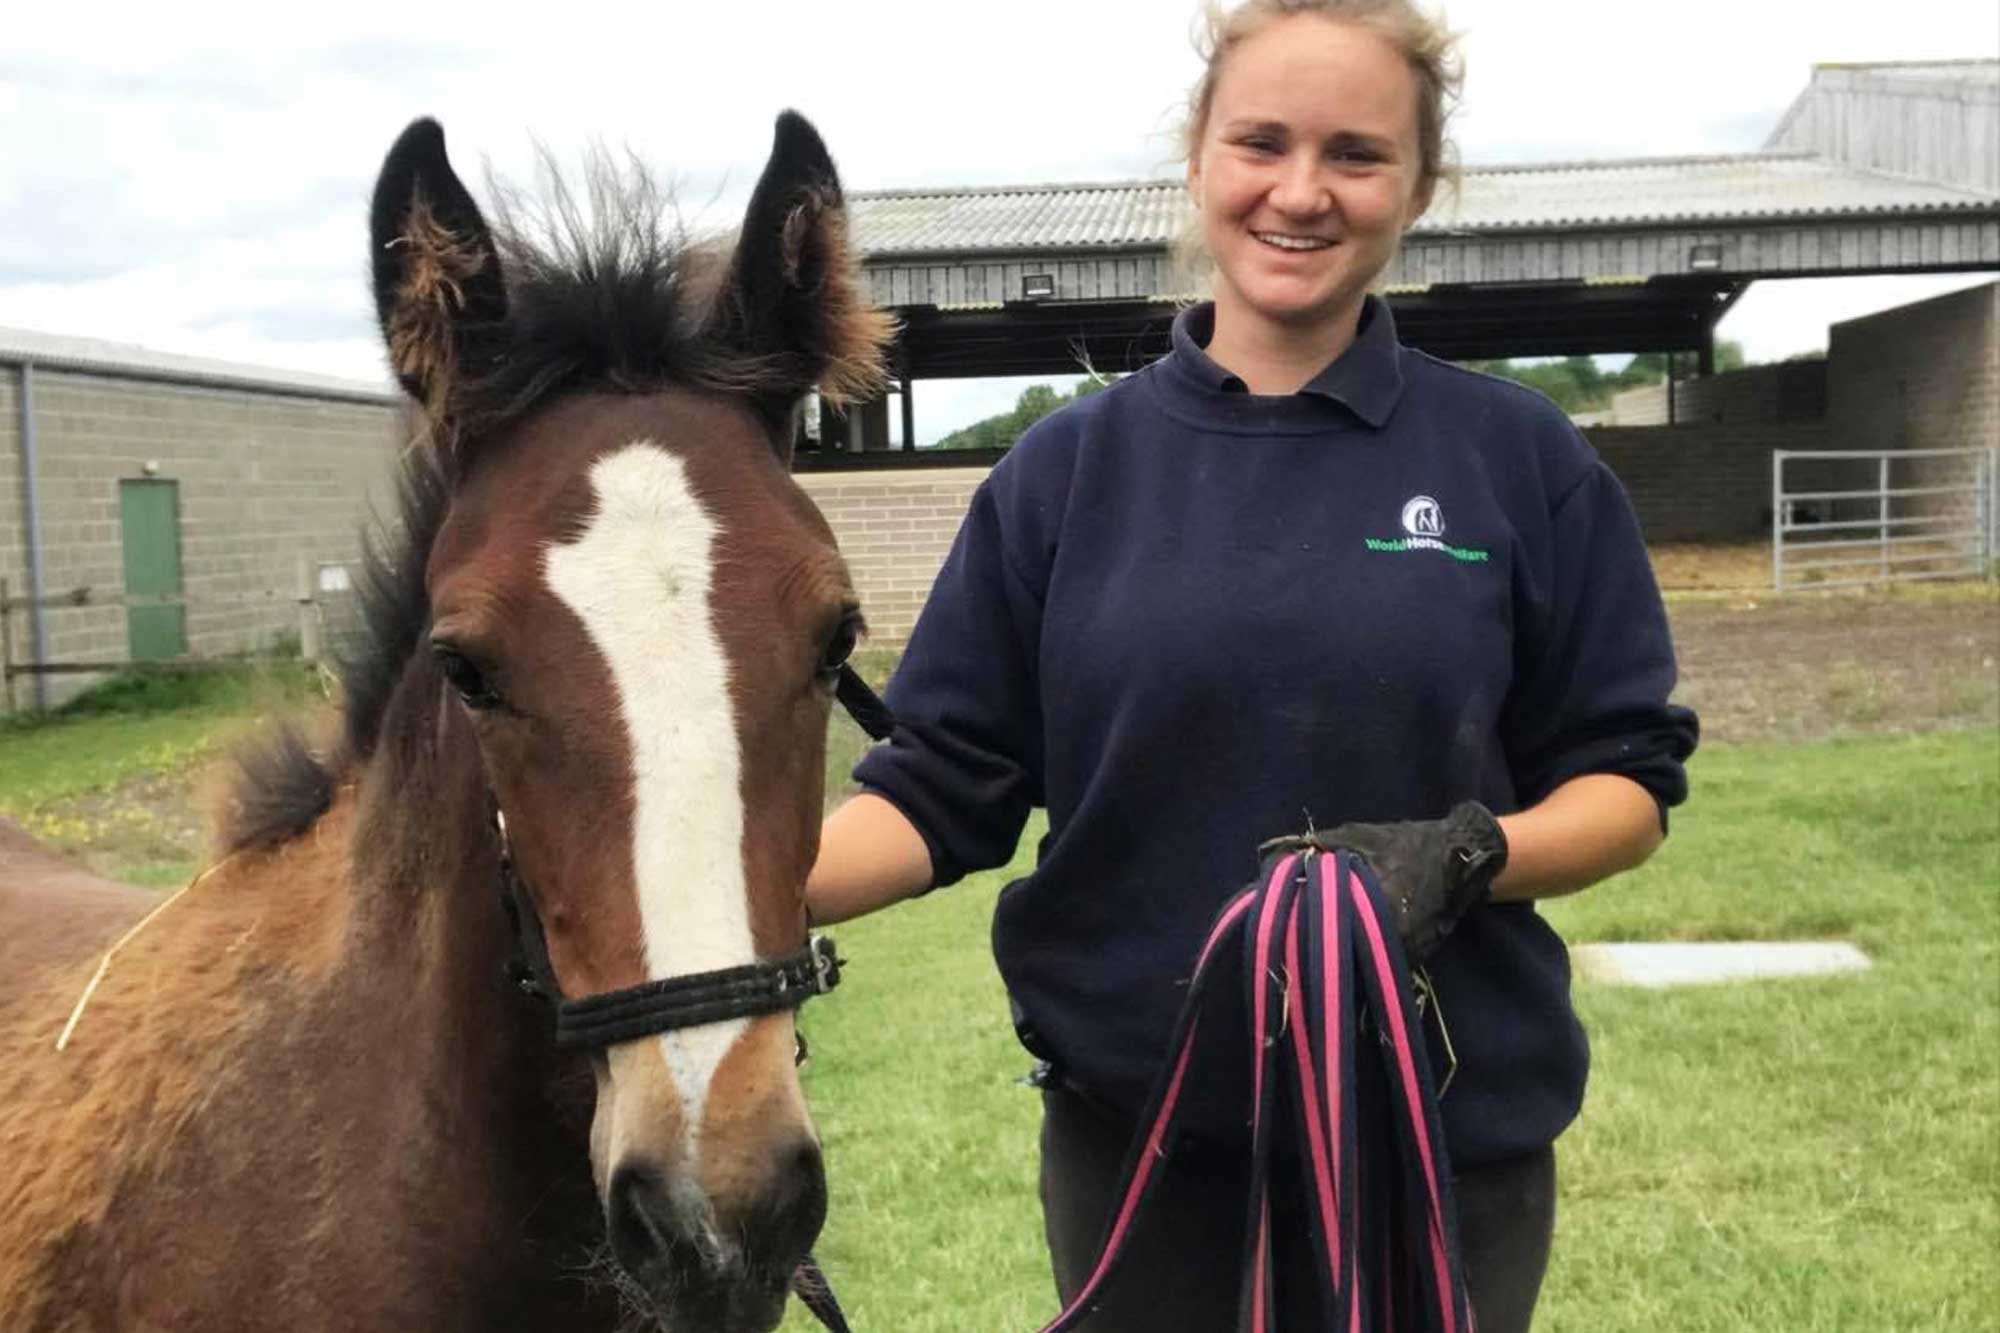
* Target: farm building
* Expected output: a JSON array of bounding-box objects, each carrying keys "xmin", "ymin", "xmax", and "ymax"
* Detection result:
[
  {"xmin": 0, "ymin": 331, "xmax": 402, "ymax": 709},
  {"xmin": 3, "ymin": 60, "xmax": 1996, "ymax": 707},
  {"xmin": 836, "ymin": 59, "xmax": 1999, "ymax": 441}
]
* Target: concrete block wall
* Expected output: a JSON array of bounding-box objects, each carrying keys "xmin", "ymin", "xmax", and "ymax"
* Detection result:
[
  {"xmin": 1607, "ymin": 360, "xmax": 1828, "ymax": 428},
  {"xmin": 1831, "ymin": 282, "xmax": 1997, "ymax": 454},
  {"xmin": 795, "ymin": 468, "xmax": 986, "ymax": 644},
  {"xmin": 2, "ymin": 369, "xmax": 402, "ymax": 706},
  {"xmin": 1584, "ymin": 422, "xmax": 1833, "ymax": 542},
  {"xmin": 1828, "ymin": 282, "xmax": 1998, "ymax": 531}
]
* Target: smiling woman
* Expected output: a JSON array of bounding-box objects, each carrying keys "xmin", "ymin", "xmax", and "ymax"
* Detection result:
[
  {"xmin": 1180, "ymin": 0, "xmax": 1461, "ymax": 389},
  {"xmin": 804, "ymin": 2, "xmax": 1697, "ymax": 1331}
]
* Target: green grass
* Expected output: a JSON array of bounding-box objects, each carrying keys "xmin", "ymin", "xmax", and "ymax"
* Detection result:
[
  {"xmin": 787, "ymin": 729, "xmax": 2000, "ymax": 1332},
  {"xmin": 8, "ymin": 662, "xmax": 1994, "ymax": 1328},
  {"xmin": 0, "ymin": 665, "xmax": 324, "ymax": 811}
]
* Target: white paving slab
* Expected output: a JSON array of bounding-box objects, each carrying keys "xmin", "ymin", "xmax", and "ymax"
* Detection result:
[{"xmin": 1572, "ymin": 941, "xmax": 1873, "ymax": 989}]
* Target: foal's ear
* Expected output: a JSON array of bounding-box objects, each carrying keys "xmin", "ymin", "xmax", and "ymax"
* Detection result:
[
  {"xmin": 369, "ymin": 118, "xmax": 507, "ymax": 426},
  {"xmin": 709, "ymin": 111, "xmax": 894, "ymax": 428}
]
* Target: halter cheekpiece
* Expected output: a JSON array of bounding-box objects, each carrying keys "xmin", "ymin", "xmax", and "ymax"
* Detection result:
[{"xmin": 491, "ymin": 663, "xmax": 890, "ymax": 1050}]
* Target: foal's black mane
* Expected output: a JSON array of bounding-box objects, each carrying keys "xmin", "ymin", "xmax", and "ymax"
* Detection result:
[
  {"xmin": 453, "ymin": 159, "xmax": 756, "ymax": 443},
  {"xmin": 219, "ymin": 162, "xmax": 747, "ymax": 854}
]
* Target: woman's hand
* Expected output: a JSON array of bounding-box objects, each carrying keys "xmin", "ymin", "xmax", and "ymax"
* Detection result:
[
  {"xmin": 1310, "ymin": 802, "xmax": 1508, "ymax": 961},
  {"xmin": 1270, "ymin": 774, "xmax": 1664, "ymax": 960}
]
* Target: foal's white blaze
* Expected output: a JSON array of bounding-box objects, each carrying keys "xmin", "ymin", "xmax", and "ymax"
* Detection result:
[{"xmin": 543, "ymin": 441, "xmax": 751, "ymax": 1160}]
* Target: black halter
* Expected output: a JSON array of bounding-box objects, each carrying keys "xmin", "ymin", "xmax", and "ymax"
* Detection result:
[
  {"xmin": 490, "ymin": 664, "xmax": 890, "ymax": 1333},
  {"xmin": 494, "ymin": 663, "xmax": 894, "ymax": 1049}
]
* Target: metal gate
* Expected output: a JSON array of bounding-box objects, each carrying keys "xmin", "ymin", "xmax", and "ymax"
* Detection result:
[{"xmin": 1772, "ymin": 446, "xmax": 1999, "ymax": 591}]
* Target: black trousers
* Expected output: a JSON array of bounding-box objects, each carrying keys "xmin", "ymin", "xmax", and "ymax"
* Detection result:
[{"xmin": 1038, "ymin": 1086, "xmax": 1556, "ymax": 1332}]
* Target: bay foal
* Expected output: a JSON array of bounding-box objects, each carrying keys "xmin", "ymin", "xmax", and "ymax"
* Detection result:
[{"xmin": 0, "ymin": 112, "xmax": 891, "ymax": 1333}]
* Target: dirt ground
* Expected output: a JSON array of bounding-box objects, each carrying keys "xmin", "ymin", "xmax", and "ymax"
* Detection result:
[
  {"xmin": 14, "ymin": 553, "xmax": 1999, "ymax": 882},
  {"xmin": 1668, "ymin": 591, "xmax": 1998, "ymax": 743},
  {"xmin": 1650, "ymin": 542, "xmax": 1777, "ymax": 594}
]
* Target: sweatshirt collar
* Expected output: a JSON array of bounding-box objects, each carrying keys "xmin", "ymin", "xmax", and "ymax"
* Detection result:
[{"xmin": 1168, "ymin": 297, "xmax": 1406, "ymax": 428}]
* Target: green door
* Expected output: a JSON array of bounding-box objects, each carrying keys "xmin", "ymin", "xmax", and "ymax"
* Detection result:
[{"xmin": 119, "ymin": 479, "xmax": 187, "ymax": 661}]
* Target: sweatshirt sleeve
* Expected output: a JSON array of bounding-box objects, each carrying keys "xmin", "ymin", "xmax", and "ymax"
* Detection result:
[
  {"xmin": 1500, "ymin": 457, "xmax": 1699, "ymax": 826},
  {"xmin": 850, "ymin": 462, "xmax": 1049, "ymax": 888}
]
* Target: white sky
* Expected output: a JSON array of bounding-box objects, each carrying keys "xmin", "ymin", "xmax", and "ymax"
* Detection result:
[{"xmin": 3, "ymin": 0, "xmax": 1995, "ymax": 442}]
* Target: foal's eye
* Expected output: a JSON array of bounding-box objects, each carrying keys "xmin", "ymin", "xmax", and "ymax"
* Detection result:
[
  {"xmin": 816, "ymin": 613, "xmax": 861, "ymax": 684},
  {"xmin": 432, "ymin": 643, "xmax": 504, "ymax": 712}
]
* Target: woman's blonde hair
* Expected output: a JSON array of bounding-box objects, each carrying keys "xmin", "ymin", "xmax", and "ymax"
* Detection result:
[{"xmin": 1182, "ymin": 0, "xmax": 1464, "ymax": 196}]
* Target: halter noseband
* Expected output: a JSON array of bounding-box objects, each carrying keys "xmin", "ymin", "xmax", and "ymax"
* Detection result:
[{"xmin": 493, "ymin": 662, "xmax": 892, "ymax": 1050}]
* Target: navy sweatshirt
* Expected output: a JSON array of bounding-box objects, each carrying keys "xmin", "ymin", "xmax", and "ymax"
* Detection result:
[{"xmin": 854, "ymin": 299, "xmax": 1698, "ymax": 1168}]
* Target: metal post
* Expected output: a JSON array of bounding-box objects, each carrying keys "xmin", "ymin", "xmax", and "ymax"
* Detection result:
[
  {"xmin": 900, "ymin": 377, "xmax": 916, "ymax": 452},
  {"xmin": 1, "ymin": 577, "xmax": 14, "ymax": 714},
  {"xmin": 15, "ymin": 361, "xmax": 50, "ymax": 708},
  {"xmin": 1878, "ymin": 454, "xmax": 1890, "ymax": 581},
  {"xmin": 1976, "ymin": 446, "xmax": 1992, "ymax": 576},
  {"xmin": 1771, "ymin": 449, "xmax": 1785, "ymax": 592}
]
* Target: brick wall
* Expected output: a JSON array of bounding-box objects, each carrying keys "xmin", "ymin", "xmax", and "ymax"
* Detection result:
[
  {"xmin": 2, "ymin": 368, "xmax": 402, "ymax": 706},
  {"xmin": 796, "ymin": 468, "xmax": 985, "ymax": 644}
]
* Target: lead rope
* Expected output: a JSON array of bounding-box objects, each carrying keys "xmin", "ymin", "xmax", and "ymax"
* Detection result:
[
  {"xmin": 790, "ymin": 846, "xmax": 1473, "ymax": 1332},
  {"xmin": 792, "ymin": 1255, "xmax": 854, "ymax": 1333},
  {"xmin": 1031, "ymin": 846, "xmax": 1474, "ymax": 1333}
]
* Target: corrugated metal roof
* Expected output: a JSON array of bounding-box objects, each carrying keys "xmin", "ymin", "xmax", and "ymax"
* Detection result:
[
  {"xmin": 851, "ymin": 152, "xmax": 1998, "ymax": 256},
  {"xmin": 1422, "ymin": 151, "xmax": 1995, "ymax": 230},
  {"xmin": 850, "ymin": 181, "xmax": 1186, "ymax": 255},
  {"xmin": 0, "ymin": 325, "xmax": 396, "ymax": 404}
]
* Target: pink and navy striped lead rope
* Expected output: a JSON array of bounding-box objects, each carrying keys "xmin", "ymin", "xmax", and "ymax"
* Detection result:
[
  {"xmin": 791, "ymin": 848, "xmax": 1474, "ymax": 1333},
  {"xmin": 1031, "ymin": 847, "xmax": 1475, "ymax": 1333}
]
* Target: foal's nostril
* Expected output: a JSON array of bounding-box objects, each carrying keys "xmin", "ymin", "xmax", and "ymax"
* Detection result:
[
  {"xmin": 606, "ymin": 1143, "xmax": 825, "ymax": 1301},
  {"xmin": 754, "ymin": 1137, "xmax": 828, "ymax": 1262},
  {"xmin": 608, "ymin": 1165, "xmax": 707, "ymax": 1280}
]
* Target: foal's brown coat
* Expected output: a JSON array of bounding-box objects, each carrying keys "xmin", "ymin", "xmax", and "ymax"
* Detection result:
[
  {"xmin": 0, "ymin": 756, "xmax": 614, "ymax": 1329},
  {"xmin": 0, "ymin": 110, "xmax": 890, "ymax": 1333}
]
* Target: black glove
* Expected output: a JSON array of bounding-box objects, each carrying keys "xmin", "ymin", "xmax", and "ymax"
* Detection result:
[{"xmin": 1264, "ymin": 802, "xmax": 1508, "ymax": 961}]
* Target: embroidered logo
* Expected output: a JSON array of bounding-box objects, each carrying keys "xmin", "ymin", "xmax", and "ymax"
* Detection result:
[
  {"xmin": 1366, "ymin": 494, "xmax": 1491, "ymax": 563},
  {"xmin": 1401, "ymin": 495, "xmax": 1445, "ymax": 538}
]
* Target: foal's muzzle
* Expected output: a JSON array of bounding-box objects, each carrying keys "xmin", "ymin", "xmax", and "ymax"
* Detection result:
[{"xmin": 609, "ymin": 1139, "xmax": 827, "ymax": 1333}]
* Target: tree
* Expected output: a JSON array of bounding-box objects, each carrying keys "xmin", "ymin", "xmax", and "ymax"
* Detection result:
[
  {"xmin": 932, "ymin": 378, "xmax": 1118, "ymax": 451},
  {"xmin": 1464, "ymin": 340, "xmax": 1747, "ymax": 415}
]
